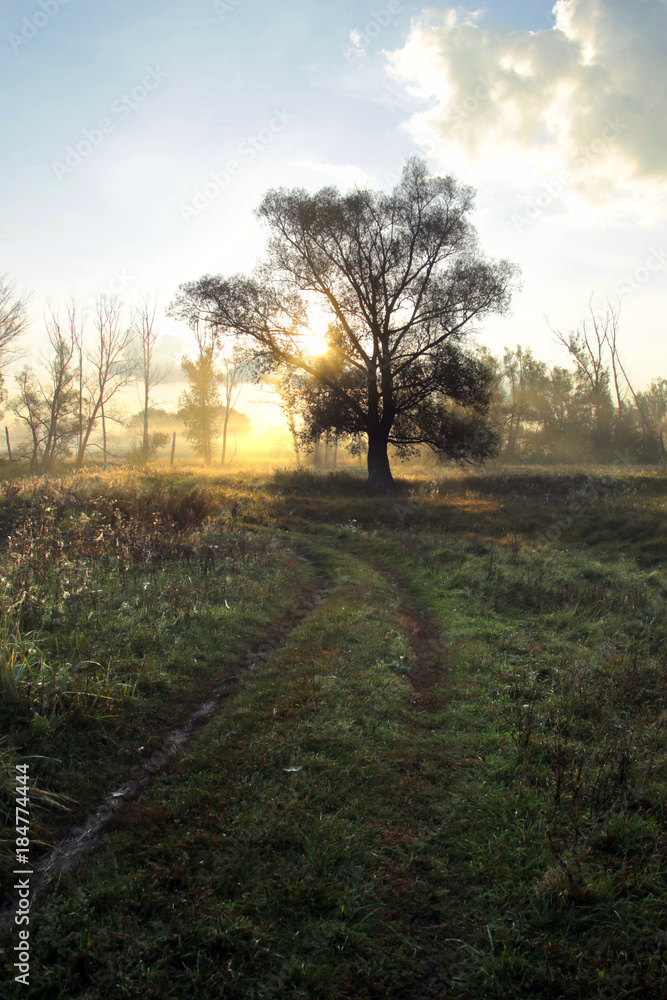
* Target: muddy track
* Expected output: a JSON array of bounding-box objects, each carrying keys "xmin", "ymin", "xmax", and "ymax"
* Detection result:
[
  {"xmin": 0, "ymin": 568, "xmax": 332, "ymax": 941},
  {"xmin": 364, "ymin": 559, "xmax": 450, "ymax": 698}
]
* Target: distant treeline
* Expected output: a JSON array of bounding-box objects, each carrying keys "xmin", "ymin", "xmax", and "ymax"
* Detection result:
[
  {"xmin": 300, "ymin": 339, "xmax": 666, "ymax": 470},
  {"xmin": 1, "ymin": 274, "xmax": 664, "ymax": 471},
  {"xmin": 301, "ymin": 327, "xmax": 666, "ymax": 469},
  {"xmin": 485, "ymin": 342, "xmax": 665, "ymax": 465}
]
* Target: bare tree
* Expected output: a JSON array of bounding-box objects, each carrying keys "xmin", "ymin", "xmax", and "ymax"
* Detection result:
[
  {"xmin": 67, "ymin": 299, "xmax": 87, "ymax": 459},
  {"xmin": 552, "ymin": 300, "xmax": 664, "ymax": 463},
  {"xmin": 0, "ymin": 274, "xmax": 29, "ymax": 369},
  {"xmin": 595, "ymin": 301, "xmax": 664, "ymax": 463},
  {"xmin": 12, "ymin": 308, "xmax": 78, "ymax": 472},
  {"xmin": 218, "ymin": 343, "xmax": 257, "ymax": 466},
  {"xmin": 260, "ymin": 367, "xmax": 303, "ymax": 466},
  {"xmin": 0, "ymin": 275, "xmax": 29, "ymax": 415},
  {"xmin": 219, "ymin": 354, "xmax": 245, "ymax": 466},
  {"xmin": 75, "ymin": 297, "xmax": 135, "ymax": 468},
  {"xmin": 129, "ymin": 295, "xmax": 172, "ymax": 463},
  {"xmin": 610, "ymin": 344, "xmax": 665, "ymax": 465},
  {"xmin": 551, "ymin": 307, "xmax": 614, "ymax": 453},
  {"xmin": 13, "ymin": 369, "xmax": 43, "ymax": 470},
  {"xmin": 600, "ymin": 301, "xmax": 627, "ymax": 447}
]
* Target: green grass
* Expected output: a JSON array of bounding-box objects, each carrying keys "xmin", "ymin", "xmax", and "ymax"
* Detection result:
[
  {"xmin": 1, "ymin": 464, "xmax": 666, "ymax": 997},
  {"xmin": 0, "ymin": 471, "xmax": 316, "ymax": 889}
]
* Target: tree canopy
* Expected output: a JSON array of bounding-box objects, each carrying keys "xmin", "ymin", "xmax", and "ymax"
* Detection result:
[{"xmin": 168, "ymin": 158, "xmax": 518, "ymax": 488}]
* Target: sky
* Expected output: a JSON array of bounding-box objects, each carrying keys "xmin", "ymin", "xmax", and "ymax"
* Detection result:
[{"xmin": 1, "ymin": 0, "xmax": 666, "ymax": 425}]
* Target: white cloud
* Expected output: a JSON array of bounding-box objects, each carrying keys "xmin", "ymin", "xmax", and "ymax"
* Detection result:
[
  {"xmin": 387, "ymin": 0, "xmax": 667, "ymax": 201},
  {"xmin": 349, "ymin": 28, "xmax": 365, "ymax": 55},
  {"xmin": 379, "ymin": 1, "xmax": 667, "ymax": 389}
]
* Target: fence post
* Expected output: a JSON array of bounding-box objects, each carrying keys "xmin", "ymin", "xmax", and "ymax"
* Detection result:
[
  {"xmin": 5, "ymin": 426, "xmax": 12, "ymax": 462},
  {"xmin": 170, "ymin": 432, "xmax": 176, "ymax": 467}
]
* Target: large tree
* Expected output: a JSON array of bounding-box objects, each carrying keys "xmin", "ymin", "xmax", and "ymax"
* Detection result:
[{"xmin": 168, "ymin": 159, "xmax": 517, "ymax": 488}]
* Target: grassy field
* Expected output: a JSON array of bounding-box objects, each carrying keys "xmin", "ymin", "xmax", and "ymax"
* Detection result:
[{"xmin": 1, "ymin": 464, "xmax": 666, "ymax": 998}]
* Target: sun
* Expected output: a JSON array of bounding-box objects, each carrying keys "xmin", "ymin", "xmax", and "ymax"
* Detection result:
[
  {"xmin": 304, "ymin": 329, "xmax": 329, "ymax": 355},
  {"xmin": 299, "ymin": 307, "xmax": 334, "ymax": 356}
]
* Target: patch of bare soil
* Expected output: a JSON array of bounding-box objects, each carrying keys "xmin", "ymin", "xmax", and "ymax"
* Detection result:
[{"xmin": 366, "ymin": 561, "xmax": 450, "ymax": 700}]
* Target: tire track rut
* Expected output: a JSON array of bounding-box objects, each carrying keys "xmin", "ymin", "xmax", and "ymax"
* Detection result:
[{"xmin": 0, "ymin": 570, "xmax": 331, "ymax": 940}]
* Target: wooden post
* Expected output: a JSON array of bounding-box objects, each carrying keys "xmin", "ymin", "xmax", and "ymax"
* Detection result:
[
  {"xmin": 5, "ymin": 426, "xmax": 12, "ymax": 462},
  {"xmin": 170, "ymin": 432, "xmax": 176, "ymax": 467}
]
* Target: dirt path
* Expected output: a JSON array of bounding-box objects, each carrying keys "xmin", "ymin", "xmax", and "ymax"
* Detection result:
[
  {"xmin": 0, "ymin": 571, "xmax": 332, "ymax": 941},
  {"xmin": 364, "ymin": 559, "xmax": 450, "ymax": 699},
  {"xmin": 0, "ymin": 547, "xmax": 450, "ymax": 946}
]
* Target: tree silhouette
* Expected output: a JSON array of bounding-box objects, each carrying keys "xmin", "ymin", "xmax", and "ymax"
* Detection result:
[{"xmin": 169, "ymin": 159, "xmax": 518, "ymax": 488}]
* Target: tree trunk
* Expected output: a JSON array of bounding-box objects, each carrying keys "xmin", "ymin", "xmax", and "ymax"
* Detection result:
[
  {"xmin": 367, "ymin": 430, "xmax": 394, "ymax": 490},
  {"xmin": 76, "ymin": 399, "xmax": 101, "ymax": 468},
  {"xmin": 142, "ymin": 380, "xmax": 149, "ymax": 463},
  {"xmin": 504, "ymin": 413, "xmax": 518, "ymax": 458},
  {"xmin": 611, "ymin": 362, "xmax": 623, "ymax": 447},
  {"xmin": 78, "ymin": 352, "xmax": 84, "ymax": 457},
  {"xmin": 221, "ymin": 412, "xmax": 229, "ymax": 465},
  {"xmin": 202, "ymin": 404, "xmax": 211, "ymax": 466},
  {"xmin": 292, "ymin": 430, "xmax": 301, "ymax": 466}
]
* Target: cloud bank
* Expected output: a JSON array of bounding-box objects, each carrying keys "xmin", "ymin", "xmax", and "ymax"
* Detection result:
[{"xmin": 388, "ymin": 0, "xmax": 667, "ymax": 197}]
